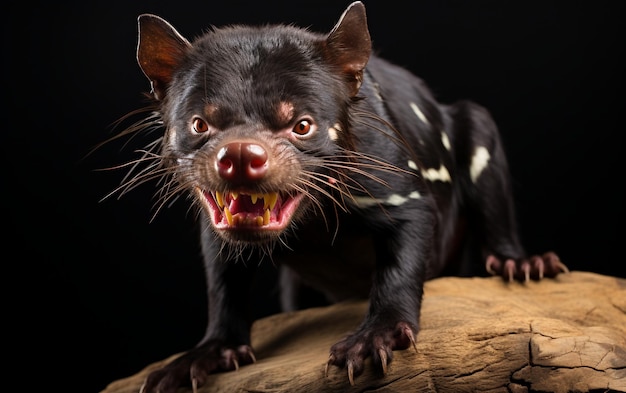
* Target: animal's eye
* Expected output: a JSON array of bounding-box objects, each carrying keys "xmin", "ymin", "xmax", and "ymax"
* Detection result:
[
  {"xmin": 192, "ymin": 117, "xmax": 209, "ymax": 133},
  {"xmin": 292, "ymin": 119, "xmax": 314, "ymax": 136}
]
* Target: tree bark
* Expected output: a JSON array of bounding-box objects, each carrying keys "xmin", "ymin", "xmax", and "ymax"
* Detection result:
[{"xmin": 102, "ymin": 271, "xmax": 626, "ymax": 393}]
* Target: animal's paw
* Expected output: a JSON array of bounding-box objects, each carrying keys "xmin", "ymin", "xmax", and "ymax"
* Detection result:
[
  {"xmin": 139, "ymin": 341, "xmax": 256, "ymax": 393},
  {"xmin": 325, "ymin": 321, "xmax": 417, "ymax": 386},
  {"xmin": 486, "ymin": 251, "xmax": 569, "ymax": 282}
]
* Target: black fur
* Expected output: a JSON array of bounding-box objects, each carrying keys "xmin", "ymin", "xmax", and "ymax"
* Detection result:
[{"xmin": 114, "ymin": 3, "xmax": 567, "ymax": 392}]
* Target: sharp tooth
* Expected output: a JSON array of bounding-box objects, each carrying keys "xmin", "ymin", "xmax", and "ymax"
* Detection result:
[
  {"xmin": 224, "ymin": 206, "xmax": 233, "ymax": 226},
  {"xmin": 256, "ymin": 216, "xmax": 264, "ymax": 226},
  {"xmin": 231, "ymin": 192, "xmax": 239, "ymax": 200},
  {"xmin": 267, "ymin": 192, "xmax": 278, "ymax": 210},
  {"xmin": 250, "ymin": 193, "xmax": 258, "ymax": 204},
  {"xmin": 263, "ymin": 209, "xmax": 270, "ymax": 225},
  {"xmin": 215, "ymin": 191, "xmax": 224, "ymax": 208}
]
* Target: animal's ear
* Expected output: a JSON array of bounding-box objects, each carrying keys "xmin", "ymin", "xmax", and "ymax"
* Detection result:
[
  {"xmin": 324, "ymin": 1, "xmax": 372, "ymax": 96},
  {"xmin": 136, "ymin": 14, "xmax": 191, "ymax": 100}
]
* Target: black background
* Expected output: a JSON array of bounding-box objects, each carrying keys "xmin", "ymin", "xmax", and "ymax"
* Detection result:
[{"xmin": 6, "ymin": 1, "xmax": 624, "ymax": 392}]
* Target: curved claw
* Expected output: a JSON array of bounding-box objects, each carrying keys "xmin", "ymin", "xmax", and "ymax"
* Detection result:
[
  {"xmin": 408, "ymin": 328, "xmax": 418, "ymax": 352},
  {"xmin": 542, "ymin": 252, "xmax": 570, "ymax": 276},
  {"xmin": 325, "ymin": 354, "xmax": 335, "ymax": 377},
  {"xmin": 401, "ymin": 324, "xmax": 417, "ymax": 352},
  {"xmin": 531, "ymin": 255, "xmax": 544, "ymax": 280},
  {"xmin": 485, "ymin": 255, "xmax": 499, "ymax": 276},
  {"xmin": 347, "ymin": 361, "xmax": 355, "ymax": 386},
  {"xmin": 378, "ymin": 348, "xmax": 388, "ymax": 375},
  {"xmin": 505, "ymin": 259, "xmax": 516, "ymax": 282},
  {"xmin": 236, "ymin": 344, "xmax": 256, "ymax": 364},
  {"xmin": 555, "ymin": 259, "xmax": 570, "ymax": 274},
  {"xmin": 191, "ymin": 377, "xmax": 198, "ymax": 393}
]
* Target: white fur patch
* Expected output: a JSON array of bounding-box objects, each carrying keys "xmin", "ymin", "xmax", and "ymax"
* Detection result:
[
  {"xmin": 328, "ymin": 123, "xmax": 342, "ymax": 141},
  {"xmin": 386, "ymin": 194, "xmax": 408, "ymax": 206},
  {"xmin": 409, "ymin": 102, "xmax": 428, "ymax": 124},
  {"xmin": 328, "ymin": 127, "xmax": 339, "ymax": 141},
  {"xmin": 408, "ymin": 160, "xmax": 418, "ymax": 170},
  {"xmin": 421, "ymin": 165, "xmax": 451, "ymax": 182},
  {"xmin": 470, "ymin": 146, "xmax": 490, "ymax": 183},
  {"xmin": 408, "ymin": 191, "xmax": 421, "ymax": 200},
  {"xmin": 351, "ymin": 190, "xmax": 421, "ymax": 208},
  {"xmin": 441, "ymin": 131, "xmax": 451, "ymax": 151},
  {"xmin": 351, "ymin": 196, "xmax": 379, "ymax": 208}
]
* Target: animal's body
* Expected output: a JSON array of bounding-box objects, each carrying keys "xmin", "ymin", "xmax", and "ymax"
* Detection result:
[{"xmin": 119, "ymin": 2, "xmax": 567, "ymax": 392}]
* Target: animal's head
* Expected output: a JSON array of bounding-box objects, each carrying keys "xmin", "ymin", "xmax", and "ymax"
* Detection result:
[{"xmin": 132, "ymin": 2, "xmax": 372, "ymax": 244}]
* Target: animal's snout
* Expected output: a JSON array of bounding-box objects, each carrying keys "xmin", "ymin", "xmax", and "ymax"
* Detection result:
[{"xmin": 216, "ymin": 142, "xmax": 269, "ymax": 183}]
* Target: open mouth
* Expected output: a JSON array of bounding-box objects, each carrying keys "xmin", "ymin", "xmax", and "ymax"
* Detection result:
[{"xmin": 197, "ymin": 189, "xmax": 303, "ymax": 231}]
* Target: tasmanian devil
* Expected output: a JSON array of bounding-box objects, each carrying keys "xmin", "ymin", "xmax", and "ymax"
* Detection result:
[{"xmin": 112, "ymin": 2, "xmax": 568, "ymax": 392}]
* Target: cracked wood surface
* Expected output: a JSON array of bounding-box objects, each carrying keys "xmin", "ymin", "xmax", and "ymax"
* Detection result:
[{"xmin": 102, "ymin": 271, "xmax": 626, "ymax": 393}]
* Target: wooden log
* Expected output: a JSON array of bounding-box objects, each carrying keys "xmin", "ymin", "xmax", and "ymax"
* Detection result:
[{"xmin": 102, "ymin": 271, "xmax": 626, "ymax": 393}]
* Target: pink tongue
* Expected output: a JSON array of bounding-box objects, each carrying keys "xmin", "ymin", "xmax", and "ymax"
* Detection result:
[{"xmin": 229, "ymin": 195, "xmax": 265, "ymax": 215}]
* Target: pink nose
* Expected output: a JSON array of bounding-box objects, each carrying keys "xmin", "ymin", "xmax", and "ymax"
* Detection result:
[{"xmin": 216, "ymin": 142, "xmax": 268, "ymax": 183}]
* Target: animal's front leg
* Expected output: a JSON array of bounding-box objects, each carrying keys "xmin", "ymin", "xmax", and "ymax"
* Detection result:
[
  {"xmin": 326, "ymin": 217, "xmax": 430, "ymax": 385},
  {"xmin": 140, "ymin": 230, "xmax": 257, "ymax": 393}
]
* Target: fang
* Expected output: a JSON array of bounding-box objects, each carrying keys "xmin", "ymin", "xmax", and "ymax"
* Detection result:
[
  {"xmin": 224, "ymin": 206, "xmax": 233, "ymax": 226},
  {"xmin": 215, "ymin": 191, "xmax": 225, "ymax": 208},
  {"xmin": 263, "ymin": 209, "xmax": 270, "ymax": 225}
]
